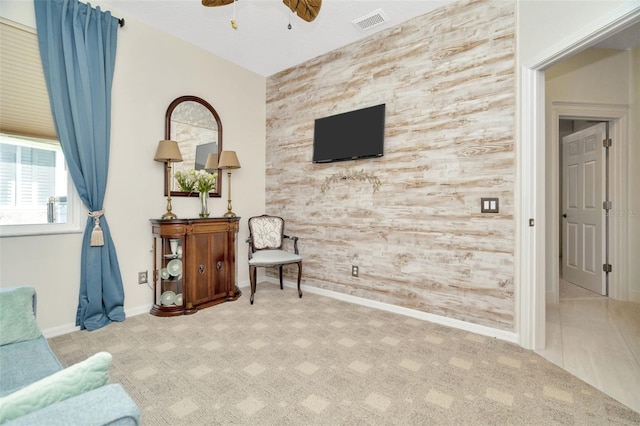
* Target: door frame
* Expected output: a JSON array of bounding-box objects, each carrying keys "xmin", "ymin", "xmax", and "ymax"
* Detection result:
[
  {"xmin": 518, "ymin": 3, "xmax": 638, "ymax": 350},
  {"xmin": 550, "ymin": 105, "xmax": 628, "ymax": 303}
]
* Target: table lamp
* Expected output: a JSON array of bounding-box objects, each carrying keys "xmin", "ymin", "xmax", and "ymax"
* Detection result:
[
  {"xmin": 217, "ymin": 150, "xmax": 241, "ymax": 217},
  {"xmin": 204, "ymin": 153, "xmax": 218, "ymax": 172},
  {"xmin": 154, "ymin": 140, "xmax": 183, "ymax": 219}
]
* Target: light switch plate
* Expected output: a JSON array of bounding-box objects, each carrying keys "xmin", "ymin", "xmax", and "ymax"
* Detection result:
[{"xmin": 481, "ymin": 197, "xmax": 499, "ymax": 213}]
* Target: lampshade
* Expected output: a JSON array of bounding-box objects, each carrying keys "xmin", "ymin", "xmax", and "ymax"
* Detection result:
[
  {"xmin": 154, "ymin": 140, "xmax": 183, "ymax": 162},
  {"xmin": 218, "ymin": 150, "xmax": 241, "ymax": 169},
  {"xmin": 204, "ymin": 153, "xmax": 219, "ymax": 171}
]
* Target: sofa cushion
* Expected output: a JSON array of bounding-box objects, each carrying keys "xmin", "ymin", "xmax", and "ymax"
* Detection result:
[
  {"xmin": 0, "ymin": 286, "xmax": 41, "ymax": 346},
  {"xmin": 0, "ymin": 336, "xmax": 62, "ymax": 397},
  {"xmin": 0, "ymin": 352, "xmax": 112, "ymax": 423},
  {"xmin": 4, "ymin": 384, "xmax": 140, "ymax": 426}
]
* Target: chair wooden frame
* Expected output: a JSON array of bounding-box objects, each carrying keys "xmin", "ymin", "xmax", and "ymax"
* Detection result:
[{"xmin": 247, "ymin": 215, "xmax": 302, "ymax": 304}]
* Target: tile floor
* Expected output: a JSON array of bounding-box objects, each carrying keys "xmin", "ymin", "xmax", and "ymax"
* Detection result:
[{"xmin": 536, "ymin": 280, "xmax": 640, "ymax": 413}]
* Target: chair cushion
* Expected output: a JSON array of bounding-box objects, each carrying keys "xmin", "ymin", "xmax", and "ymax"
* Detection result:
[
  {"xmin": 249, "ymin": 249, "xmax": 302, "ymax": 266},
  {"xmin": 249, "ymin": 216, "xmax": 283, "ymax": 249}
]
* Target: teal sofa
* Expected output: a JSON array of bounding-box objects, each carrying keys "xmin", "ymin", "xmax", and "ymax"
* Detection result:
[{"xmin": 0, "ymin": 286, "xmax": 140, "ymax": 425}]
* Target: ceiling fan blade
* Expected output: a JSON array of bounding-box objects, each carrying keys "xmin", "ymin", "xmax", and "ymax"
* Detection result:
[
  {"xmin": 201, "ymin": 0, "xmax": 234, "ymax": 7},
  {"xmin": 282, "ymin": 0, "xmax": 322, "ymax": 23}
]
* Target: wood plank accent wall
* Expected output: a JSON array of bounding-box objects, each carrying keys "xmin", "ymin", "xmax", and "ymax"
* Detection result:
[{"xmin": 265, "ymin": 0, "xmax": 516, "ymax": 331}]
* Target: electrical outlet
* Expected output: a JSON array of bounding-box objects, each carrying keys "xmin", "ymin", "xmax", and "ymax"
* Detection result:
[
  {"xmin": 138, "ymin": 271, "xmax": 148, "ymax": 285},
  {"xmin": 351, "ymin": 265, "xmax": 359, "ymax": 277}
]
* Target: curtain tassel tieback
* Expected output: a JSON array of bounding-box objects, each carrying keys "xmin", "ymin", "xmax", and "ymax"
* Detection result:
[{"xmin": 89, "ymin": 210, "xmax": 105, "ymax": 246}]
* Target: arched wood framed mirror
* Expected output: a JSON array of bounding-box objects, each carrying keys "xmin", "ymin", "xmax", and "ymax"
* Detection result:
[{"xmin": 164, "ymin": 95, "xmax": 222, "ymax": 197}]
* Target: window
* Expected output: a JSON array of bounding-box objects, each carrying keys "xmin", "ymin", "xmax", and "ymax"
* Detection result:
[
  {"xmin": 0, "ymin": 18, "xmax": 82, "ymax": 236},
  {"xmin": 0, "ymin": 133, "xmax": 68, "ymax": 225}
]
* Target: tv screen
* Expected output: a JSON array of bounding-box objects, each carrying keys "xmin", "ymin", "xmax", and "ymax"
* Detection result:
[
  {"xmin": 312, "ymin": 104, "xmax": 385, "ymax": 163},
  {"xmin": 194, "ymin": 142, "xmax": 217, "ymax": 170}
]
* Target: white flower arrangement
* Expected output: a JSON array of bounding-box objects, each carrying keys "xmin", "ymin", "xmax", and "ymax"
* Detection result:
[{"xmin": 174, "ymin": 169, "xmax": 217, "ymax": 193}]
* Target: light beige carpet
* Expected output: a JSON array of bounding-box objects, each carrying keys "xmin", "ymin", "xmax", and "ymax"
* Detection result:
[{"xmin": 49, "ymin": 283, "xmax": 640, "ymax": 425}]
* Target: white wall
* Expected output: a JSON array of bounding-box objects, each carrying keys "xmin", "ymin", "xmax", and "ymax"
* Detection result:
[
  {"xmin": 0, "ymin": 1, "xmax": 266, "ymax": 335},
  {"xmin": 631, "ymin": 46, "xmax": 640, "ymax": 302},
  {"xmin": 545, "ymin": 48, "xmax": 632, "ymax": 104},
  {"xmin": 517, "ymin": 0, "xmax": 632, "ymax": 66}
]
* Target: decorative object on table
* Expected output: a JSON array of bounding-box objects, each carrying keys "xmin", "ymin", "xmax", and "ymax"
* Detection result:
[
  {"xmin": 174, "ymin": 168, "xmax": 218, "ymax": 217},
  {"xmin": 321, "ymin": 168, "xmax": 381, "ymax": 193},
  {"xmin": 217, "ymin": 150, "xmax": 241, "ymax": 218},
  {"xmin": 201, "ymin": 0, "xmax": 322, "ymax": 23},
  {"xmin": 198, "ymin": 192, "xmax": 209, "ymax": 217},
  {"xmin": 154, "ymin": 140, "xmax": 183, "ymax": 219},
  {"xmin": 200, "ymin": 154, "xmax": 220, "ymax": 217}
]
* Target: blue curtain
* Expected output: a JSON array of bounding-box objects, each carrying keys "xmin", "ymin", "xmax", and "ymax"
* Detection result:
[{"xmin": 35, "ymin": 0, "xmax": 125, "ymax": 331}]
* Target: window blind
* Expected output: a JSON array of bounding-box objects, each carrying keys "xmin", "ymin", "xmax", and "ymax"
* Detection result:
[
  {"xmin": 0, "ymin": 18, "xmax": 57, "ymax": 140},
  {"xmin": 0, "ymin": 143, "xmax": 16, "ymax": 205}
]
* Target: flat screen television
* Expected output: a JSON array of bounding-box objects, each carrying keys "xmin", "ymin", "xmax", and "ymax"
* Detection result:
[{"xmin": 312, "ymin": 103, "xmax": 385, "ymax": 163}]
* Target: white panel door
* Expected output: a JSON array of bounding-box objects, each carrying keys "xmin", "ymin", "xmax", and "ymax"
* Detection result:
[{"xmin": 562, "ymin": 123, "xmax": 607, "ymax": 295}]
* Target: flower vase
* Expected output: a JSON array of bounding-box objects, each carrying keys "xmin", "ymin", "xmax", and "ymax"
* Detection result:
[{"xmin": 198, "ymin": 192, "xmax": 209, "ymax": 218}]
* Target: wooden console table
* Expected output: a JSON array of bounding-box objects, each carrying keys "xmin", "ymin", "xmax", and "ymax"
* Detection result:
[{"xmin": 150, "ymin": 217, "xmax": 241, "ymax": 316}]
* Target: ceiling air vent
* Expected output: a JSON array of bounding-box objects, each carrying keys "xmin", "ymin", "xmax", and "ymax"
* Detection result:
[{"xmin": 352, "ymin": 9, "xmax": 390, "ymax": 32}]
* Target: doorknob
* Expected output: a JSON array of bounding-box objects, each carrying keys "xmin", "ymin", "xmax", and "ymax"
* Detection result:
[{"xmin": 562, "ymin": 214, "xmax": 567, "ymax": 218}]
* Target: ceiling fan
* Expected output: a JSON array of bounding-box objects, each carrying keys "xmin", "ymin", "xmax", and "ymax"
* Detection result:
[{"xmin": 201, "ymin": 0, "xmax": 322, "ymax": 23}]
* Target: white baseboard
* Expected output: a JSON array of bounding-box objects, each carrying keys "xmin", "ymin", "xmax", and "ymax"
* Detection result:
[
  {"xmin": 45, "ymin": 281, "xmax": 522, "ymax": 345},
  {"xmin": 630, "ymin": 289, "xmax": 640, "ymax": 303},
  {"xmin": 42, "ymin": 323, "xmax": 80, "ymax": 338},
  {"xmin": 256, "ymin": 277, "xmax": 518, "ymax": 344},
  {"xmin": 126, "ymin": 304, "xmax": 154, "ymax": 317},
  {"xmin": 42, "ymin": 303, "xmax": 153, "ymax": 338}
]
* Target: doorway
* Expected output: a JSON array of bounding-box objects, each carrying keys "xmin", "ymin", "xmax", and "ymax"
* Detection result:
[
  {"xmin": 559, "ymin": 120, "xmax": 608, "ymax": 296},
  {"xmin": 518, "ymin": 4, "xmax": 638, "ymax": 348},
  {"xmin": 549, "ymin": 103, "xmax": 629, "ymax": 306}
]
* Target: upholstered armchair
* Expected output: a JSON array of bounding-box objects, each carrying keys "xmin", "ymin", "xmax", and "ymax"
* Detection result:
[{"xmin": 247, "ymin": 215, "xmax": 302, "ymax": 304}]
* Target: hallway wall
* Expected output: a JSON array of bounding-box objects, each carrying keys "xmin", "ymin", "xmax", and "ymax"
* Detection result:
[
  {"xmin": 545, "ymin": 47, "xmax": 637, "ymax": 302},
  {"xmin": 631, "ymin": 46, "xmax": 640, "ymax": 302}
]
